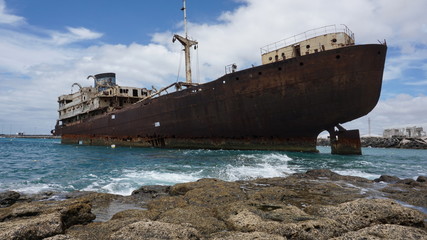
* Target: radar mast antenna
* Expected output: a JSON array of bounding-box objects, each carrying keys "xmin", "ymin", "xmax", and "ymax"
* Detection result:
[{"xmin": 173, "ymin": 0, "xmax": 198, "ymax": 84}]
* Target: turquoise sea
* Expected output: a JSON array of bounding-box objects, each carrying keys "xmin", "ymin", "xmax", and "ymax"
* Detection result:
[{"xmin": 0, "ymin": 137, "xmax": 426, "ymax": 196}]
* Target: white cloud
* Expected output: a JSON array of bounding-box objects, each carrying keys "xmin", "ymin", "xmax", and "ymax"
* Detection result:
[
  {"xmin": 1, "ymin": 0, "xmax": 427, "ymax": 135},
  {"xmin": 344, "ymin": 94, "xmax": 427, "ymax": 136},
  {"xmin": 405, "ymin": 80, "xmax": 427, "ymax": 86},
  {"xmin": 0, "ymin": 29, "xmax": 72, "ymax": 73},
  {"xmin": 50, "ymin": 27, "xmax": 103, "ymax": 45},
  {"xmin": 0, "ymin": 0, "xmax": 25, "ymax": 25}
]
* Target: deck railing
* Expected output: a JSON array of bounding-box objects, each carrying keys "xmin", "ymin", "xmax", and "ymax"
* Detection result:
[{"xmin": 260, "ymin": 24, "xmax": 354, "ymax": 55}]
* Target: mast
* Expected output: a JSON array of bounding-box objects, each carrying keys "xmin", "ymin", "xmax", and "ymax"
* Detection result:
[{"xmin": 173, "ymin": 0, "xmax": 198, "ymax": 84}]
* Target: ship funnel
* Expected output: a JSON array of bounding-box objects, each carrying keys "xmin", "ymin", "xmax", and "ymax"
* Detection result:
[{"xmin": 89, "ymin": 73, "xmax": 117, "ymax": 91}]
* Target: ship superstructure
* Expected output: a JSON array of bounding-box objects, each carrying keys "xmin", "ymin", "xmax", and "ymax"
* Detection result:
[
  {"xmin": 261, "ymin": 25, "xmax": 355, "ymax": 64},
  {"xmin": 57, "ymin": 73, "xmax": 152, "ymax": 127}
]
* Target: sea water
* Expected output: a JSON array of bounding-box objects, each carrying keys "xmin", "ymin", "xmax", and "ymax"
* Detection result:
[{"xmin": 0, "ymin": 137, "xmax": 426, "ymax": 196}]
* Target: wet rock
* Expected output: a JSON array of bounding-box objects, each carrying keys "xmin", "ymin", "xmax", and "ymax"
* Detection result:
[
  {"xmin": 397, "ymin": 178, "xmax": 423, "ymax": 187},
  {"xmin": 2, "ymin": 170, "xmax": 426, "ymax": 239},
  {"xmin": 305, "ymin": 169, "xmax": 342, "ymax": 179},
  {"xmin": 380, "ymin": 179, "xmax": 427, "ymax": 208},
  {"xmin": 109, "ymin": 220, "xmax": 201, "ymax": 240},
  {"xmin": 312, "ymin": 198, "xmax": 426, "ymax": 231},
  {"xmin": 0, "ymin": 199, "xmax": 95, "ymax": 225},
  {"xmin": 44, "ymin": 235, "xmax": 80, "ymax": 240},
  {"xmin": 168, "ymin": 178, "xmax": 218, "ymax": 196},
  {"xmin": 0, "ymin": 198, "xmax": 95, "ymax": 240},
  {"xmin": 226, "ymin": 209, "xmax": 345, "ymax": 239},
  {"xmin": 215, "ymin": 200, "xmax": 259, "ymax": 221},
  {"xmin": 66, "ymin": 217, "xmax": 146, "ymax": 240},
  {"xmin": 73, "ymin": 192, "xmax": 146, "ymax": 222},
  {"xmin": 417, "ymin": 176, "xmax": 427, "ymax": 182},
  {"xmin": 208, "ymin": 231, "xmax": 286, "ymax": 240},
  {"xmin": 169, "ymin": 178, "xmax": 246, "ymax": 208},
  {"xmin": 158, "ymin": 205, "xmax": 227, "ymax": 234},
  {"xmin": 280, "ymin": 218, "xmax": 345, "ymax": 240},
  {"xmin": 301, "ymin": 169, "xmax": 372, "ymax": 183},
  {"xmin": 248, "ymin": 176, "xmax": 367, "ymax": 208},
  {"xmin": 361, "ymin": 136, "xmax": 400, "ymax": 148},
  {"xmin": 226, "ymin": 209, "xmax": 284, "ymax": 234},
  {"xmin": 183, "ymin": 183, "xmax": 245, "ymax": 208},
  {"xmin": 131, "ymin": 185, "xmax": 170, "ymax": 202},
  {"xmin": 360, "ymin": 136, "xmax": 427, "ymax": 149},
  {"xmin": 260, "ymin": 205, "xmax": 314, "ymax": 223},
  {"xmin": 61, "ymin": 202, "xmax": 96, "ymax": 228},
  {"xmin": 147, "ymin": 195, "xmax": 188, "ymax": 214},
  {"xmin": 246, "ymin": 186, "xmax": 298, "ymax": 202},
  {"xmin": 111, "ymin": 209, "xmax": 156, "ymax": 221},
  {"xmin": 374, "ymin": 175, "xmax": 401, "ymax": 183},
  {"xmin": 330, "ymin": 224, "xmax": 427, "ymax": 240},
  {"xmin": 132, "ymin": 185, "xmax": 170, "ymax": 195},
  {"xmin": 218, "ymin": 200, "xmax": 314, "ymax": 224},
  {"xmin": 0, "ymin": 212, "xmax": 63, "ymax": 240},
  {"xmin": 0, "ymin": 191, "xmax": 20, "ymax": 208}
]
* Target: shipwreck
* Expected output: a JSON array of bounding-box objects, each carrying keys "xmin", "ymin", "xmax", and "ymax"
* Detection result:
[{"xmin": 53, "ymin": 1, "xmax": 387, "ymax": 155}]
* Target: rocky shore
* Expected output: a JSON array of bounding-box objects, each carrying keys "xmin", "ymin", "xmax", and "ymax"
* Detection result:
[
  {"xmin": 1, "ymin": 170, "xmax": 426, "ymax": 240},
  {"xmin": 318, "ymin": 136, "xmax": 427, "ymax": 149}
]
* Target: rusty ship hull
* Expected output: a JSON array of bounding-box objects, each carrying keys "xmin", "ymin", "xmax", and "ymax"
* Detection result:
[{"xmin": 54, "ymin": 44, "xmax": 387, "ymax": 152}]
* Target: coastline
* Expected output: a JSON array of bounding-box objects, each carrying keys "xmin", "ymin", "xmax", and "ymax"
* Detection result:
[
  {"xmin": 0, "ymin": 134, "xmax": 60, "ymax": 139},
  {"xmin": 1, "ymin": 169, "xmax": 426, "ymax": 239},
  {"xmin": 318, "ymin": 136, "xmax": 427, "ymax": 149},
  {"xmin": 3, "ymin": 135, "xmax": 425, "ymax": 149}
]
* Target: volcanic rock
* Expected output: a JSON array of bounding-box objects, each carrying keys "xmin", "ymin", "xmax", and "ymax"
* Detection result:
[
  {"xmin": 0, "ymin": 191, "xmax": 20, "ymax": 208},
  {"xmin": 1, "ymin": 170, "xmax": 426, "ymax": 239},
  {"xmin": 374, "ymin": 175, "xmax": 401, "ymax": 183}
]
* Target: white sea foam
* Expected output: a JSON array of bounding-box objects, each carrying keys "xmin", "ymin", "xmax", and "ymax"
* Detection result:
[
  {"xmin": 222, "ymin": 153, "xmax": 296, "ymax": 181},
  {"xmin": 80, "ymin": 152, "xmax": 296, "ymax": 195},
  {"xmin": 223, "ymin": 162, "xmax": 291, "ymax": 181},
  {"xmin": 335, "ymin": 169, "xmax": 379, "ymax": 180},
  {"xmin": 11, "ymin": 183, "xmax": 66, "ymax": 194},
  {"xmin": 83, "ymin": 170, "xmax": 202, "ymax": 196}
]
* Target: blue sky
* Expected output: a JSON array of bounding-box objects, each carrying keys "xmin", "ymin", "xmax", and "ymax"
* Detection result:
[
  {"xmin": 1, "ymin": 0, "xmax": 427, "ymax": 136},
  {"xmin": 5, "ymin": 0, "xmax": 241, "ymax": 45}
]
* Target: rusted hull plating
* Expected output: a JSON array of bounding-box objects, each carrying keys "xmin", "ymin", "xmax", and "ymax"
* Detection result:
[{"xmin": 55, "ymin": 44, "xmax": 387, "ymax": 152}]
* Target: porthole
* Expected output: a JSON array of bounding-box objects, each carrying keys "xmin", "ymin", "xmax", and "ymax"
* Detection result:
[
  {"xmin": 336, "ymin": 55, "xmax": 341, "ymax": 59},
  {"xmin": 332, "ymin": 38, "xmax": 337, "ymax": 43},
  {"xmin": 300, "ymin": 62, "xmax": 304, "ymax": 66},
  {"xmin": 258, "ymin": 72, "xmax": 262, "ymax": 75},
  {"xmin": 278, "ymin": 67, "xmax": 282, "ymax": 71},
  {"xmin": 306, "ymin": 45, "xmax": 310, "ymax": 49},
  {"xmin": 269, "ymin": 57, "xmax": 273, "ymax": 61}
]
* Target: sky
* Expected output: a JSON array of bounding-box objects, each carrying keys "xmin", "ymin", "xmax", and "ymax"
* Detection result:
[{"xmin": 1, "ymin": 0, "xmax": 427, "ymax": 137}]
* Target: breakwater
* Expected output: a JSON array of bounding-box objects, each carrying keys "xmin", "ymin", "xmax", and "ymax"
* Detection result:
[
  {"xmin": 318, "ymin": 137, "xmax": 427, "ymax": 149},
  {"xmin": 0, "ymin": 134, "xmax": 60, "ymax": 139}
]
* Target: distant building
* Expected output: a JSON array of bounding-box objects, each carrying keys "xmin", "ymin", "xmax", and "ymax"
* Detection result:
[{"xmin": 383, "ymin": 126, "xmax": 426, "ymax": 138}]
